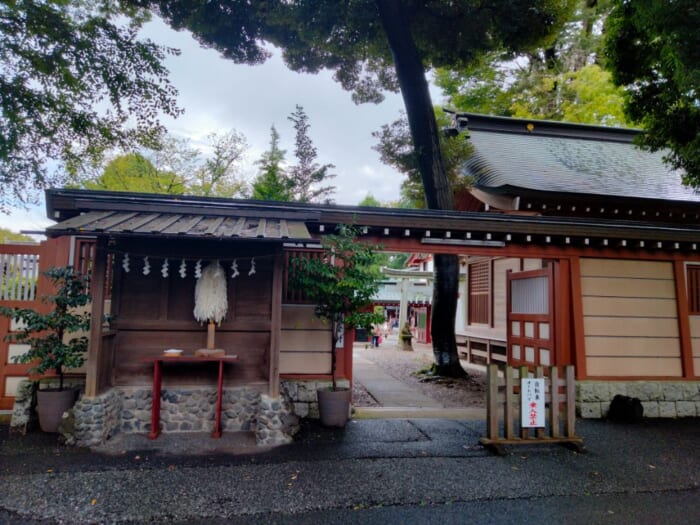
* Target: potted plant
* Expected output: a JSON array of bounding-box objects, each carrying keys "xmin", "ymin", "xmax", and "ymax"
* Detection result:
[
  {"xmin": 289, "ymin": 225, "xmax": 384, "ymax": 427},
  {"xmin": 0, "ymin": 267, "xmax": 90, "ymax": 432}
]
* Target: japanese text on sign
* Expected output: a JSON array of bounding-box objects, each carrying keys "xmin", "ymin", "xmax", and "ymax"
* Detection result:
[{"xmin": 521, "ymin": 378, "xmax": 545, "ymax": 428}]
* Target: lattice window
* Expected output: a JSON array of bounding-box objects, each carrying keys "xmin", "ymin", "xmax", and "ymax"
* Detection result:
[
  {"xmin": 0, "ymin": 252, "xmax": 39, "ymax": 301},
  {"xmin": 74, "ymin": 238, "xmax": 113, "ymax": 299},
  {"xmin": 688, "ymin": 265, "xmax": 700, "ymax": 315},
  {"xmin": 283, "ymin": 248, "xmax": 324, "ymax": 303},
  {"xmin": 468, "ymin": 260, "xmax": 490, "ymax": 324}
]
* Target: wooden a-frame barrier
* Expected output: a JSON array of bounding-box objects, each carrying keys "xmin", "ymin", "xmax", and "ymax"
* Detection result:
[{"xmin": 480, "ymin": 365, "xmax": 584, "ymax": 455}]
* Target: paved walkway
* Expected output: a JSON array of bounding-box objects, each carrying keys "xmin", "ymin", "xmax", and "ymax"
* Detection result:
[{"xmin": 352, "ymin": 338, "xmax": 487, "ymax": 420}]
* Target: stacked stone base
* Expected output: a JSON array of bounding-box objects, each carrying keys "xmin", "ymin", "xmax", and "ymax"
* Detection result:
[
  {"xmin": 11, "ymin": 381, "xmax": 308, "ymax": 448},
  {"xmin": 577, "ymin": 381, "xmax": 700, "ymax": 419},
  {"xmin": 281, "ymin": 379, "xmax": 348, "ymax": 418}
]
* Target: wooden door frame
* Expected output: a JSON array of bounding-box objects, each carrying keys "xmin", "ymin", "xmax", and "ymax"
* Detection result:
[{"xmin": 506, "ymin": 265, "xmax": 556, "ymax": 368}]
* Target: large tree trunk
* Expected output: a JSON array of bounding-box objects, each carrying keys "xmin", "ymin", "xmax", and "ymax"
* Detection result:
[{"xmin": 377, "ymin": 0, "xmax": 466, "ymax": 378}]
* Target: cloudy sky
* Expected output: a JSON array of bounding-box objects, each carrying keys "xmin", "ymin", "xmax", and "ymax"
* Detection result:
[{"xmin": 4, "ymin": 16, "xmax": 447, "ymax": 236}]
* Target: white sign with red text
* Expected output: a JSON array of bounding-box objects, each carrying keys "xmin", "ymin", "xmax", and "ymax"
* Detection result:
[{"xmin": 521, "ymin": 378, "xmax": 545, "ymax": 428}]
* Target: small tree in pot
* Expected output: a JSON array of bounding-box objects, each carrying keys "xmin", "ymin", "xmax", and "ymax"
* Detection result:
[
  {"xmin": 289, "ymin": 225, "xmax": 384, "ymax": 427},
  {"xmin": 0, "ymin": 266, "xmax": 90, "ymax": 432}
]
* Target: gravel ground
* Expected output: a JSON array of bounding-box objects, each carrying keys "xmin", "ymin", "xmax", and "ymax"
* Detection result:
[{"xmin": 352, "ymin": 338, "xmax": 487, "ymax": 408}]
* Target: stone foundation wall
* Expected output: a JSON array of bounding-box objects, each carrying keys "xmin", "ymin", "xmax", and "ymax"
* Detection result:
[
  {"xmin": 281, "ymin": 379, "xmax": 349, "ymax": 418},
  {"xmin": 13, "ymin": 379, "xmax": 339, "ymax": 447},
  {"xmin": 577, "ymin": 381, "xmax": 700, "ymax": 419},
  {"xmin": 59, "ymin": 385, "xmax": 300, "ymax": 447}
]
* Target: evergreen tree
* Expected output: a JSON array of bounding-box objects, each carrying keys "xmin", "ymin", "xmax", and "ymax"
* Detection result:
[
  {"xmin": 287, "ymin": 105, "xmax": 336, "ymax": 203},
  {"xmin": 251, "ymin": 126, "xmax": 291, "ymax": 201}
]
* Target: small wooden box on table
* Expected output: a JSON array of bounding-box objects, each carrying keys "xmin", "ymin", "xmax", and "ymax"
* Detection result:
[{"xmin": 143, "ymin": 355, "xmax": 239, "ymax": 439}]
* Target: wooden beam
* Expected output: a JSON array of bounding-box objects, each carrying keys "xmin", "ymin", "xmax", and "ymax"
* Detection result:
[{"xmin": 85, "ymin": 236, "xmax": 107, "ymax": 397}]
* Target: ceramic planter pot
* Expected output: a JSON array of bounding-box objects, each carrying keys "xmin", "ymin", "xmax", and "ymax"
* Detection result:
[
  {"xmin": 36, "ymin": 389, "xmax": 77, "ymax": 433},
  {"xmin": 317, "ymin": 387, "xmax": 351, "ymax": 427}
]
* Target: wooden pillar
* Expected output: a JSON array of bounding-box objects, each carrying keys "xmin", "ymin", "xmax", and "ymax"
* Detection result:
[
  {"xmin": 673, "ymin": 259, "xmax": 695, "ymax": 378},
  {"xmin": 85, "ymin": 236, "xmax": 107, "ymax": 398},
  {"xmin": 569, "ymin": 256, "xmax": 587, "ymax": 379},
  {"xmin": 268, "ymin": 247, "xmax": 283, "ymax": 397},
  {"xmin": 554, "ymin": 259, "xmax": 572, "ymax": 366}
]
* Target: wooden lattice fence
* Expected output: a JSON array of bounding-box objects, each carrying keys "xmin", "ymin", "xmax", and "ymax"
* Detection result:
[{"xmin": 480, "ymin": 364, "xmax": 584, "ymax": 455}]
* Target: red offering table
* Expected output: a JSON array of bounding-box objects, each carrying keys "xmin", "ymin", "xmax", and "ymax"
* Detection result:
[{"xmin": 143, "ymin": 355, "xmax": 239, "ymax": 439}]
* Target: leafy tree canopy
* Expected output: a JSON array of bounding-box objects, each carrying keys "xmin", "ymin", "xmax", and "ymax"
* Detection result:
[
  {"xmin": 69, "ymin": 131, "xmax": 249, "ymax": 197},
  {"xmin": 435, "ymin": 0, "xmax": 629, "ymax": 126},
  {"xmin": 0, "ymin": 227, "xmax": 34, "ymax": 243},
  {"xmin": 605, "ymin": 0, "xmax": 700, "ymax": 187},
  {"xmin": 373, "ymin": 110, "xmax": 473, "ymax": 208},
  {"xmin": 0, "ymin": 0, "xmax": 181, "ymax": 212},
  {"xmin": 72, "ymin": 153, "xmax": 185, "ymax": 194}
]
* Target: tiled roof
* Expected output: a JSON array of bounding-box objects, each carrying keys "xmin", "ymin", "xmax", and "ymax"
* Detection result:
[
  {"xmin": 46, "ymin": 210, "xmax": 311, "ymax": 241},
  {"xmin": 462, "ymin": 115, "xmax": 700, "ymax": 204}
]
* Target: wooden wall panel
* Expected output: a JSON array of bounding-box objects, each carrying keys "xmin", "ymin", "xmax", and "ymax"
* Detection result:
[
  {"xmin": 281, "ymin": 330, "xmax": 332, "ymax": 352},
  {"xmin": 279, "ymin": 353, "xmax": 332, "ymax": 375},
  {"xmin": 582, "ymin": 296, "xmax": 678, "ymax": 317},
  {"xmin": 690, "ymin": 318, "xmax": 700, "ymax": 359},
  {"xmin": 587, "ymin": 357, "xmax": 683, "ymax": 377},
  {"xmin": 493, "ymin": 258, "xmax": 520, "ymax": 332},
  {"xmin": 585, "ymin": 336, "xmax": 682, "ymax": 357},
  {"xmin": 279, "ymin": 305, "xmax": 332, "ymax": 374},
  {"xmin": 522, "ymin": 259, "xmax": 542, "ymax": 271},
  {"xmin": 584, "ymin": 317, "xmax": 679, "ymax": 338},
  {"xmin": 581, "ymin": 277, "xmax": 676, "ymax": 298},
  {"xmin": 230, "ymin": 259, "xmax": 273, "ymax": 320},
  {"xmin": 111, "ymin": 330, "xmax": 269, "ymax": 386},
  {"xmin": 580, "ymin": 258, "xmax": 682, "ymax": 377},
  {"xmin": 581, "ymin": 258, "xmax": 674, "ymax": 279},
  {"xmin": 282, "ymin": 305, "xmax": 324, "ymax": 329}
]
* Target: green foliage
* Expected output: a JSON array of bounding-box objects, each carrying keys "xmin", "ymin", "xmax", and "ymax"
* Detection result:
[
  {"xmin": 251, "ymin": 126, "xmax": 292, "ymax": 201},
  {"xmin": 251, "ymin": 107, "xmax": 335, "ymax": 203},
  {"xmin": 372, "ymin": 110, "xmax": 474, "ymax": 208},
  {"xmin": 69, "ymin": 131, "xmax": 249, "ymax": 197},
  {"xmin": 0, "ymin": 0, "xmax": 181, "ymax": 211},
  {"xmin": 435, "ymin": 0, "xmax": 630, "ymax": 127},
  {"xmin": 289, "ymin": 225, "xmax": 383, "ymax": 388},
  {"xmin": 605, "ymin": 0, "xmax": 700, "ymax": 187},
  {"xmin": 0, "ymin": 267, "xmax": 90, "ymax": 390},
  {"xmin": 0, "ymin": 228, "xmax": 34, "ymax": 244},
  {"xmin": 287, "ymin": 105, "xmax": 336, "ymax": 203},
  {"xmin": 186, "ymin": 130, "xmax": 249, "ymax": 197},
  {"xmin": 510, "ymin": 64, "xmax": 628, "ymax": 125},
  {"xmin": 358, "ymin": 194, "xmax": 382, "ymax": 207},
  {"xmin": 70, "ymin": 153, "xmax": 186, "ymax": 194}
]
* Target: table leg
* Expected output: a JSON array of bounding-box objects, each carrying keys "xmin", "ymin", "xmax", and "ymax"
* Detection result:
[
  {"xmin": 148, "ymin": 359, "xmax": 162, "ymax": 439},
  {"xmin": 212, "ymin": 359, "xmax": 224, "ymax": 438}
]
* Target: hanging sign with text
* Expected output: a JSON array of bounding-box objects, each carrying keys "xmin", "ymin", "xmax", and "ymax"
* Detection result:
[{"xmin": 521, "ymin": 378, "xmax": 545, "ymax": 428}]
